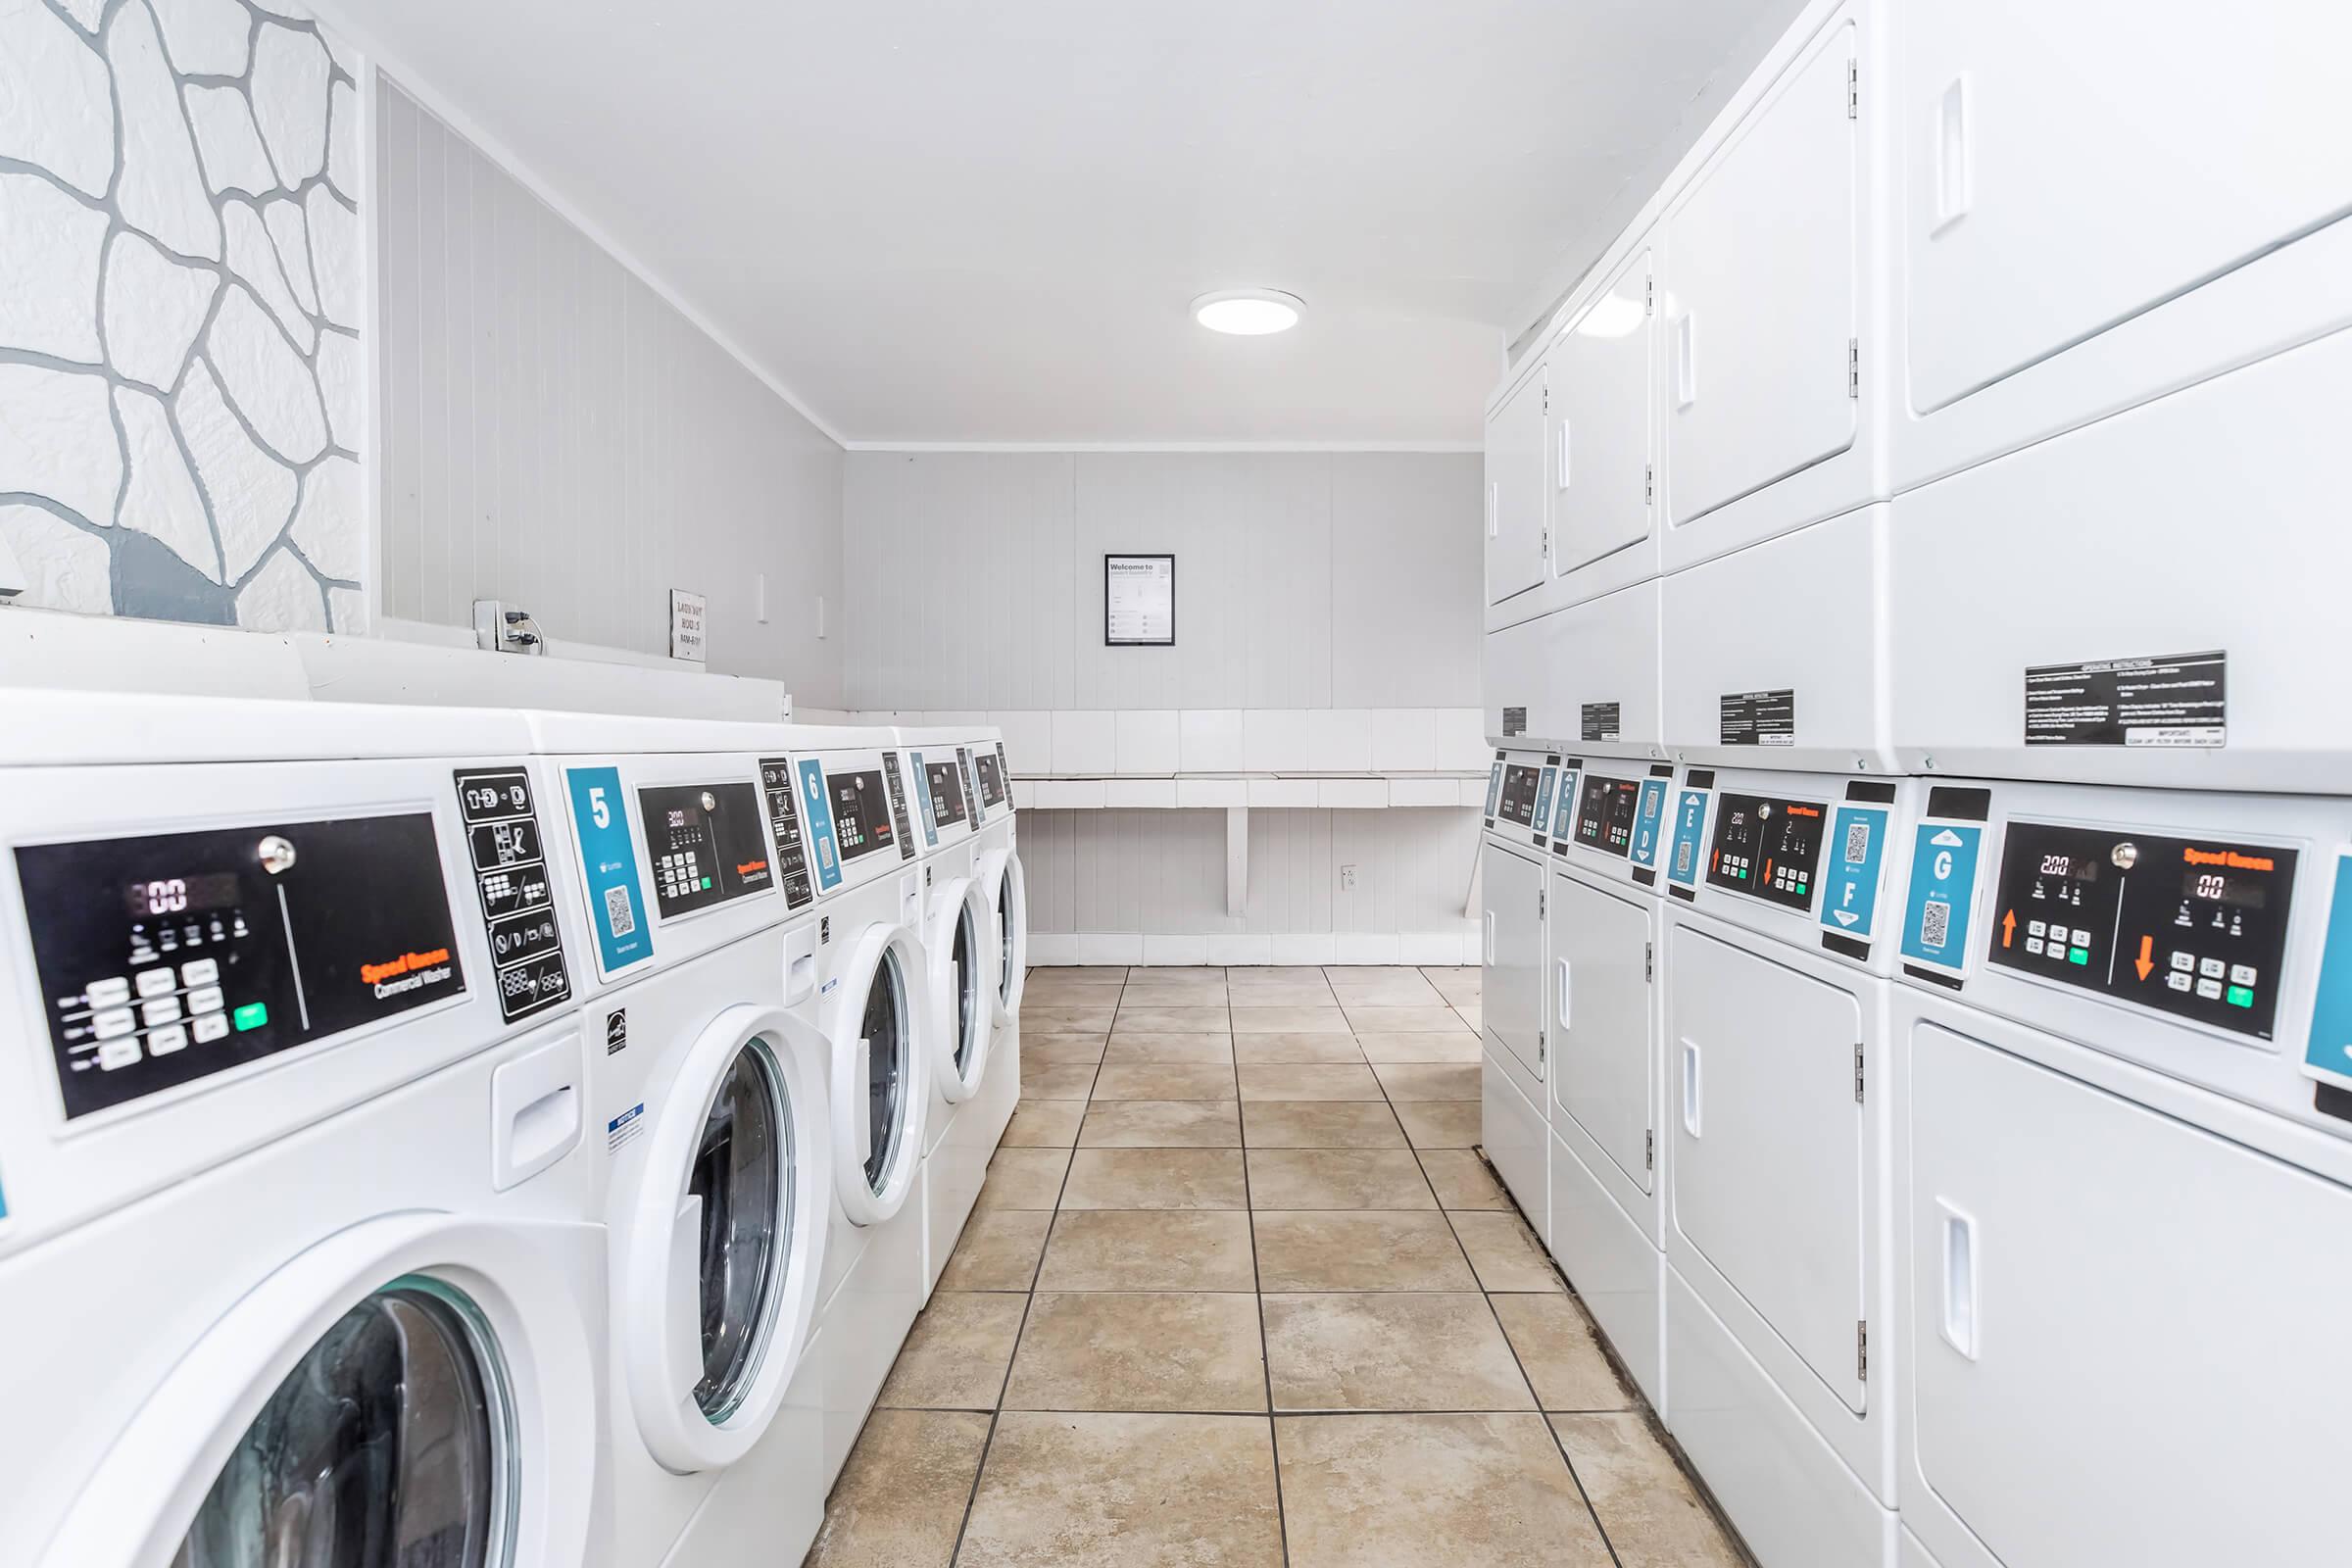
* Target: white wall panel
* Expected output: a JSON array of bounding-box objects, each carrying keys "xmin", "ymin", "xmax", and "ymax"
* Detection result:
[
  {"xmin": 376, "ymin": 80, "xmax": 844, "ymax": 702},
  {"xmin": 843, "ymin": 451, "xmax": 1479, "ymax": 712}
]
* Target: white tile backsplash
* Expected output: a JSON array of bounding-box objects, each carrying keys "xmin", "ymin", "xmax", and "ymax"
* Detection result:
[
  {"xmin": 1370, "ymin": 708, "xmax": 1439, "ymax": 771},
  {"xmin": 1243, "ymin": 710, "xmax": 1312, "ymax": 772},
  {"xmin": 991, "ymin": 710, "xmax": 1054, "ymax": 774},
  {"xmin": 1115, "ymin": 710, "xmax": 1180, "ymax": 774},
  {"xmin": 1051, "ymin": 710, "xmax": 1117, "ymax": 773},
  {"xmin": 1436, "ymin": 707, "xmax": 1490, "ymax": 770},
  {"xmin": 1308, "ymin": 709, "xmax": 1373, "ymax": 772},
  {"xmin": 1179, "ymin": 709, "xmax": 1245, "ymax": 772}
]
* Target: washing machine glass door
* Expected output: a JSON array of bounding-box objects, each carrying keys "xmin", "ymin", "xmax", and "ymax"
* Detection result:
[
  {"xmin": 861, "ymin": 956, "xmax": 910, "ymax": 1191},
  {"xmin": 929, "ymin": 880, "xmax": 992, "ymax": 1102},
  {"xmin": 175, "ymin": 1279, "xmax": 508, "ymax": 1568},
  {"xmin": 691, "ymin": 1045, "xmax": 790, "ymax": 1418},
  {"xmin": 989, "ymin": 850, "xmax": 1028, "ymax": 1019}
]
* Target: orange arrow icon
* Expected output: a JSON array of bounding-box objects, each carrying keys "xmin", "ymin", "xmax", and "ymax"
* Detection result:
[
  {"xmin": 2134, "ymin": 934, "xmax": 2154, "ymax": 981},
  {"xmin": 2001, "ymin": 909, "xmax": 2016, "ymax": 949}
]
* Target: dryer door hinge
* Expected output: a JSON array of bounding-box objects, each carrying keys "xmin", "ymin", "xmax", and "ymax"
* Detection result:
[
  {"xmin": 1538, "ymin": 1027, "xmax": 1547, "ymax": 1066},
  {"xmin": 1539, "ymin": 889, "xmax": 1547, "ymax": 918},
  {"xmin": 1857, "ymin": 1320, "xmax": 1870, "ymax": 1380},
  {"xmin": 1645, "ymin": 275, "xmax": 1655, "ymax": 316},
  {"xmin": 1847, "ymin": 338, "xmax": 1861, "ymax": 398},
  {"xmin": 1541, "ymin": 526, "xmax": 1550, "ymax": 562},
  {"xmin": 1644, "ymin": 941, "xmax": 1655, "ymax": 983},
  {"xmin": 1847, "ymin": 60, "xmax": 1860, "ymax": 118},
  {"xmin": 1854, "ymin": 1043, "xmax": 1866, "ymax": 1103},
  {"xmin": 1643, "ymin": 464, "xmax": 1655, "ymax": 506},
  {"xmin": 1645, "ymin": 1129, "xmax": 1655, "ymax": 1169}
]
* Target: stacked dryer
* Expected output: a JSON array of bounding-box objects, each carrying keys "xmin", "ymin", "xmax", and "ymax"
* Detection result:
[{"xmin": 1475, "ymin": 744, "xmax": 1561, "ymax": 1232}]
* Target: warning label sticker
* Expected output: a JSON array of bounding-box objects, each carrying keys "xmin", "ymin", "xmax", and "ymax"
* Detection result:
[
  {"xmin": 1581, "ymin": 702, "xmax": 1621, "ymax": 743},
  {"xmin": 2025, "ymin": 650, "xmax": 2226, "ymax": 748},
  {"xmin": 1719, "ymin": 690, "xmax": 1795, "ymax": 747},
  {"xmin": 1501, "ymin": 707, "xmax": 1527, "ymax": 738}
]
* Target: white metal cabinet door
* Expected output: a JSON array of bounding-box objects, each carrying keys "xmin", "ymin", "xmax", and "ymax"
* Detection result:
[
  {"xmin": 1907, "ymin": 1021, "xmax": 2352, "ymax": 1568},
  {"xmin": 1664, "ymin": 23, "xmax": 1858, "ymax": 537},
  {"xmin": 1482, "ymin": 841, "xmax": 1545, "ymax": 1081},
  {"xmin": 1903, "ymin": 0, "xmax": 2352, "ymax": 416},
  {"xmin": 1669, "ymin": 924, "xmax": 1865, "ymax": 1409},
  {"xmin": 1547, "ymin": 251, "xmax": 1654, "ymax": 589},
  {"xmin": 1485, "ymin": 365, "xmax": 1548, "ymax": 607},
  {"xmin": 1548, "ymin": 869, "xmax": 1654, "ymax": 1194}
]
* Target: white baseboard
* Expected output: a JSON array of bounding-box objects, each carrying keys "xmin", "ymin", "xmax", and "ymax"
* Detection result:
[{"xmin": 1029, "ymin": 930, "xmax": 1476, "ymax": 968}]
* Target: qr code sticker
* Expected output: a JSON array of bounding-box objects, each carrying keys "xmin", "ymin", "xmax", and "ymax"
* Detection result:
[
  {"xmin": 605, "ymin": 884, "xmax": 637, "ymax": 939},
  {"xmin": 1920, "ymin": 899, "xmax": 1950, "ymax": 953},
  {"xmin": 1843, "ymin": 818, "xmax": 1872, "ymax": 865}
]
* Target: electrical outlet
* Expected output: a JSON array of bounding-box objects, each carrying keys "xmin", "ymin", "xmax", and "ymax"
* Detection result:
[{"xmin": 1339, "ymin": 864, "xmax": 1357, "ymax": 892}]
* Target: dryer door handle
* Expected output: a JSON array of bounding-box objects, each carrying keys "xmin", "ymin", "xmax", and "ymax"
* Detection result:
[
  {"xmin": 666, "ymin": 1193, "xmax": 705, "ymax": 1389},
  {"xmin": 1555, "ymin": 958, "xmax": 1572, "ymax": 1030},
  {"xmin": 1938, "ymin": 1199, "xmax": 1981, "ymax": 1360},
  {"xmin": 1680, "ymin": 1038, "xmax": 1701, "ymax": 1138}
]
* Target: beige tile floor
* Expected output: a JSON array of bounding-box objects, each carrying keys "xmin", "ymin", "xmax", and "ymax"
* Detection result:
[{"xmin": 805, "ymin": 964, "xmax": 1749, "ymax": 1568}]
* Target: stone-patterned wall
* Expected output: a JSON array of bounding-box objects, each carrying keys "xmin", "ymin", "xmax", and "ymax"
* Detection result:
[{"xmin": 0, "ymin": 0, "xmax": 365, "ymax": 632}]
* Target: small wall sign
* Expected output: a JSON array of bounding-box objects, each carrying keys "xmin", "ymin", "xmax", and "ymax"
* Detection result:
[
  {"xmin": 669, "ymin": 588, "xmax": 707, "ymax": 662},
  {"xmin": 1104, "ymin": 554, "xmax": 1175, "ymax": 646}
]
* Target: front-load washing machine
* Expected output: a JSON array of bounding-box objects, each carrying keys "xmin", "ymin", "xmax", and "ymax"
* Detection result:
[
  {"xmin": 897, "ymin": 726, "xmax": 1011, "ymax": 1290},
  {"xmin": 1889, "ymin": 777, "xmax": 2352, "ymax": 1568},
  {"xmin": 1660, "ymin": 764, "xmax": 1925, "ymax": 1568},
  {"xmin": 789, "ymin": 736, "xmax": 932, "ymax": 1485},
  {"xmin": 519, "ymin": 716, "xmax": 835, "ymax": 1568},
  {"xmin": 1477, "ymin": 744, "xmax": 1559, "ymax": 1231},
  {"xmin": 0, "ymin": 691, "xmax": 602, "ymax": 1568},
  {"xmin": 1543, "ymin": 751, "xmax": 1675, "ymax": 1408},
  {"xmin": 965, "ymin": 734, "xmax": 1028, "ymax": 1110}
]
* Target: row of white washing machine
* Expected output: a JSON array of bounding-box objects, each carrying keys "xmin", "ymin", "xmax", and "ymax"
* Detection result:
[
  {"xmin": 0, "ymin": 692, "xmax": 1029, "ymax": 1568},
  {"xmin": 1477, "ymin": 746, "xmax": 2352, "ymax": 1568}
]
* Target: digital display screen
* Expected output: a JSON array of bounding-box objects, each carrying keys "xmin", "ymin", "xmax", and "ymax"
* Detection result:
[
  {"xmin": 925, "ymin": 761, "xmax": 969, "ymax": 828},
  {"xmin": 972, "ymin": 751, "xmax": 1007, "ymax": 808},
  {"xmin": 1986, "ymin": 821, "xmax": 2293, "ymax": 1039},
  {"xmin": 122, "ymin": 872, "xmax": 242, "ymax": 918},
  {"xmin": 1702, "ymin": 791, "xmax": 1827, "ymax": 911},
  {"xmin": 828, "ymin": 768, "xmax": 895, "ymax": 862},
  {"xmin": 1575, "ymin": 774, "xmax": 1642, "ymax": 858},
  {"xmin": 1496, "ymin": 764, "xmax": 1542, "ymax": 827},
  {"xmin": 635, "ymin": 781, "xmax": 773, "ymax": 919}
]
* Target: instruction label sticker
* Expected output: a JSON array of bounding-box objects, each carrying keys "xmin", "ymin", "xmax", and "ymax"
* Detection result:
[
  {"xmin": 607, "ymin": 1102, "xmax": 647, "ymax": 1155},
  {"xmin": 1549, "ymin": 767, "xmax": 1581, "ymax": 851},
  {"xmin": 1501, "ymin": 707, "xmax": 1527, "ymax": 738},
  {"xmin": 1900, "ymin": 823, "xmax": 1984, "ymax": 973},
  {"xmin": 565, "ymin": 765, "xmax": 655, "ymax": 976},
  {"xmin": 1719, "ymin": 689, "xmax": 1795, "ymax": 747},
  {"xmin": 2025, "ymin": 650, "xmax": 2226, "ymax": 748},
  {"xmin": 2302, "ymin": 854, "xmax": 2352, "ymax": 1089},
  {"xmin": 1666, "ymin": 788, "xmax": 1710, "ymax": 888},
  {"xmin": 1819, "ymin": 805, "xmax": 1890, "ymax": 940},
  {"xmin": 1534, "ymin": 766, "xmax": 1559, "ymax": 840},
  {"xmin": 1484, "ymin": 761, "xmax": 1504, "ymax": 823},
  {"xmin": 796, "ymin": 759, "xmax": 843, "ymax": 892},
  {"xmin": 1581, "ymin": 702, "xmax": 1621, "ymax": 744},
  {"xmin": 1629, "ymin": 779, "xmax": 1670, "ymax": 869}
]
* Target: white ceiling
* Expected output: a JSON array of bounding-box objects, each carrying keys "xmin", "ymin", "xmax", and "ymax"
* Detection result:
[{"xmin": 330, "ymin": 0, "xmax": 1798, "ymax": 447}]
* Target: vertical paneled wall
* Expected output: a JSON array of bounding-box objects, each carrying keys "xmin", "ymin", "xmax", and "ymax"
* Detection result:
[
  {"xmin": 843, "ymin": 451, "xmax": 1480, "ymax": 710},
  {"xmin": 844, "ymin": 450, "xmax": 1483, "ymax": 948},
  {"xmin": 375, "ymin": 80, "xmax": 845, "ymax": 702}
]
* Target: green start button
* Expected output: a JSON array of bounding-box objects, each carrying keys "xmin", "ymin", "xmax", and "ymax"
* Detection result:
[{"xmin": 233, "ymin": 1002, "xmax": 269, "ymax": 1031}]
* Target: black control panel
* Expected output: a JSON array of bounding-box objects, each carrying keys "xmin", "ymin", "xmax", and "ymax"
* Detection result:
[
  {"xmin": 636, "ymin": 781, "xmax": 773, "ymax": 920},
  {"xmin": 1575, "ymin": 774, "xmax": 1642, "ymax": 858},
  {"xmin": 880, "ymin": 753, "xmax": 917, "ymax": 860},
  {"xmin": 973, "ymin": 750, "xmax": 1007, "ymax": 810},
  {"xmin": 923, "ymin": 758, "xmax": 970, "ymax": 830},
  {"xmin": 18, "ymin": 813, "xmax": 466, "ymax": 1119},
  {"xmin": 759, "ymin": 759, "xmax": 816, "ymax": 910},
  {"xmin": 1985, "ymin": 822, "xmax": 2294, "ymax": 1039},
  {"xmin": 1496, "ymin": 763, "xmax": 1543, "ymax": 828},
  {"xmin": 455, "ymin": 769, "xmax": 571, "ymax": 1023},
  {"xmin": 1703, "ymin": 791, "xmax": 1827, "ymax": 911},
  {"xmin": 827, "ymin": 768, "xmax": 897, "ymax": 863}
]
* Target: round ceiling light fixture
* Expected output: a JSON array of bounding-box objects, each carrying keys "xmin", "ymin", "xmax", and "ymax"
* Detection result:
[{"xmin": 1192, "ymin": 288, "xmax": 1304, "ymax": 335}]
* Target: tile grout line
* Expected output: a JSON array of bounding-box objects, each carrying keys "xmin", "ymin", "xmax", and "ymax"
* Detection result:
[
  {"xmin": 942, "ymin": 964, "xmax": 1125, "ymax": 1568},
  {"xmin": 1235, "ymin": 979, "xmax": 1296, "ymax": 1568}
]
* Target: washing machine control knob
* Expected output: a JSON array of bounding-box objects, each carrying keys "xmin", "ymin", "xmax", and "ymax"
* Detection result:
[{"xmin": 258, "ymin": 834, "xmax": 298, "ymax": 876}]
